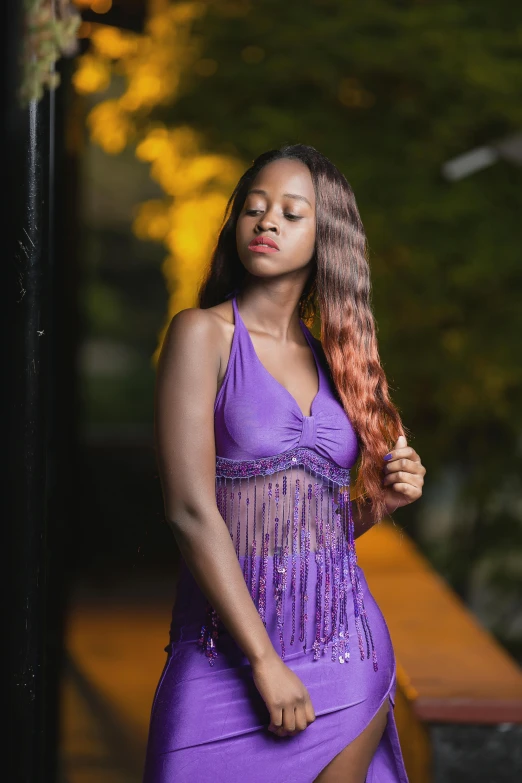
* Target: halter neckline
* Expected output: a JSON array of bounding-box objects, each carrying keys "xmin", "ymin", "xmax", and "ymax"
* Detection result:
[{"xmin": 232, "ymin": 296, "xmax": 321, "ymax": 419}]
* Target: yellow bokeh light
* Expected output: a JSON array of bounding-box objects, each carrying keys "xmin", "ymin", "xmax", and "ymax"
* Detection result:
[
  {"xmin": 91, "ymin": 26, "xmax": 140, "ymax": 60},
  {"xmin": 87, "ymin": 100, "xmax": 133, "ymax": 154},
  {"xmin": 72, "ymin": 54, "xmax": 111, "ymax": 94},
  {"xmin": 90, "ymin": 0, "xmax": 112, "ymax": 14},
  {"xmin": 136, "ymin": 128, "xmax": 170, "ymax": 162},
  {"xmin": 133, "ymin": 201, "xmax": 171, "ymax": 241}
]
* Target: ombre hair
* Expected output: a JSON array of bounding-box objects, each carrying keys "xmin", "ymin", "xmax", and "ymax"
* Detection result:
[{"xmin": 198, "ymin": 144, "xmax": 404, "ymax": 521}]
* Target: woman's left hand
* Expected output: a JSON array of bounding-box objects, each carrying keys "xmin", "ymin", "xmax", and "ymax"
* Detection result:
[{"xmin": 382, "ymin": 435, "xmax": 426, "ymax": 514}]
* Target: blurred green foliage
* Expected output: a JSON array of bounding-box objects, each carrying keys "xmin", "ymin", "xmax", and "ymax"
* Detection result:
[{"xmin": 159, "ymin": 0, "xmax": 522, "ymax": 624}]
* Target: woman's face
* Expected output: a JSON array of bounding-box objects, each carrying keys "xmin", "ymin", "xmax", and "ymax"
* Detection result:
[{"xmin": 236, "ymin": 158, "xmax": 316, "ymax": 281}]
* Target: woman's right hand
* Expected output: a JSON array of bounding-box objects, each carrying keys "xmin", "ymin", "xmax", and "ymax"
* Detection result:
[{"xmin": 252, "ymin": 650, "xmax": 316, "ymax": 737}]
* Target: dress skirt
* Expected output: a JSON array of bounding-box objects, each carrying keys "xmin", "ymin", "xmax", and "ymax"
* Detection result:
[{"xmin": 142, "ymin": 557, "xmax": 408, "ymax": 782}]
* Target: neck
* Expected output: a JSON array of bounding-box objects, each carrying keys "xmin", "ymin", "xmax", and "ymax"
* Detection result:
[{"xmin": 236, "ymin": 276, "xmax": 309, "ymax": 340}]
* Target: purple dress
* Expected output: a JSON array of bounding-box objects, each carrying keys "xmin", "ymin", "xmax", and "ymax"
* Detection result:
[{"xmin": 143, "ymin": 297, "xmax": 408, "ymax": 782}]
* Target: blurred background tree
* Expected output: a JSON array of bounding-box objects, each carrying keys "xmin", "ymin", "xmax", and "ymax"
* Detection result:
[{"xmin": 73, "ymin": 0, "xmax": 522, "ymax": 655}]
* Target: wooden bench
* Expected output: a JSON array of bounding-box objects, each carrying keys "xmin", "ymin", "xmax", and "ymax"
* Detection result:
[{"xmin": 357, "ymin": 521, "xmax": 522, "ymax": 783}]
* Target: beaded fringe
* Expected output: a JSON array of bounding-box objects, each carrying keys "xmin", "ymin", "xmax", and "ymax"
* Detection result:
[{"xmin": 197, "ymin": 448, "xmax": 377, "ymax": 671}]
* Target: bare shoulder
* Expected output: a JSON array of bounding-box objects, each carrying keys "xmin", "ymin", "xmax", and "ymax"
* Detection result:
[
  {"xmin": 205, "ymin": 300, "xmax": 235, "ymax": 331},
  {"xmin": 160, "ymin": 303, "xmax": 234, "ymax": 369},
  {"xmin": 166, "ymin": 303, "xmax": 234, "ymax": 342}
]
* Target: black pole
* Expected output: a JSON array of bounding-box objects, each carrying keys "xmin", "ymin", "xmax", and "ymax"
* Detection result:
[
  {"xmin": 3, "ymin": 2, "xmax": 56, "ymax": 779},
  {"xmin": 44, "ymin": 54, "xmax": 82, "ymax": 782}
]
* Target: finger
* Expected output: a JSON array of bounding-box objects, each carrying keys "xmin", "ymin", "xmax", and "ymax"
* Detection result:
[
  {"xmin": 268, "ymin": 721, "xmax": 288, "ymax": 737},
  {"xmin": 282, "ymin": 706, "xmax": 296, "ymax": 733},
  {"xmin": 294, "ymin": 705, "xmax": 308, "ymax": 733},
  {"xmin": 268, "ymin": 723, "xmax": 287, "ymax": 737},
  {"xmin": 384, "ymin": 458, "xmax": 426, "ymax": 476},
  {"xmin": 383, "ymin": 472, "xmax": 424, "ymax": 489},
  {"xmin": 268, "ymin": 707, "xmax": 283, "ymax": 734},
  {"xmin": 387, "ymin": 482, "xmax": 421, "ymax": 500},
  {"xmin": 304, "ymin": 695, "xmax": 316, "ymax": 725},
  {"xmin": 395, "ymin": 435, "xmax": 407, "ymax": 449},
  {"xmin": 384, "ymin": 446, "xmax": 421, "ymax": 464}
]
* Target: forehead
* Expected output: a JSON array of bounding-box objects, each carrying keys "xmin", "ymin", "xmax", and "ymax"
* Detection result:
[{"xmin": 250, "ymin": 158, "xmax": 315, "ymax": 206}]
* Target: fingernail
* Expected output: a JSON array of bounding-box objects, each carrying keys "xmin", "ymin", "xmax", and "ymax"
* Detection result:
[{"xmin": 384, "ymin": 453, "xmax": 393, "ymax": 461}]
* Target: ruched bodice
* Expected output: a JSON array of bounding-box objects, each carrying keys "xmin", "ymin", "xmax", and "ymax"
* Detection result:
[{"xmin": 214, "ymin": 297, "xmax": 359, "ymax": 468}]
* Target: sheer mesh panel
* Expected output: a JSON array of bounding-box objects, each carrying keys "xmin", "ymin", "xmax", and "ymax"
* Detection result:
[
  {"xmin": 197, "ymin": 448, "xmax": 378, "ymax": 670},
  {"xmin": 216, "ymin": 467, "xmax": 348, "ymax": 558}
]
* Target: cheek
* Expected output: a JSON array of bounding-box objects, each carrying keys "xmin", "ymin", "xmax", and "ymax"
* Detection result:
[
  {"xmin": 293, "ymin": 224, "xmax": 316, "ymax": 260},
  {"xmin": 237, "ymin": 216, "xmax": 253, "ymax": 241}
]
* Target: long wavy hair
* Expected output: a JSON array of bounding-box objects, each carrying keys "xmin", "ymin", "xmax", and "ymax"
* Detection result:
[{"xmin": 199, "ymin": 144, "xmax": 404, "ymax": 521}]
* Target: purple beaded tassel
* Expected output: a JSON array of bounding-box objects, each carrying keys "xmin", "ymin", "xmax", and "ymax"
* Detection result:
[
  {"xmin": 330, "ymin": 482, "xmax": 342, "ymax": 663},
  {"xmin": 250, "ymin": 484, "xmax": 258, "ymax": 601},
  {"xmin": 337, "ymin": 486, "xmax": 350, "ymax": 663},
  {"xmin": 197, "ymin": 601, "xmax": 219, "ymax": 665},
  {"xmin": 346, "ymin": 487, "xmax": 378, "ymax": 671},
  {"xmin": 290, "ymin": 478, "xmax": 300, "ymax": 646},
  {"xmin": 258, "ymin": 477, "xmax": 269, "ymax": 626},
  {"xmin": 312, "ymin": 483, "xmax": 324, "ymax": 660},
  {"xmin": 299, "ymin": 482, "xmax": 312, "ymax": 653},
  {"xmin": 243, "ymin": 479, "xmax": 250, "ymax": 585},
  {"xmin": 274, "ymin": 480, "xmax": 287, "ymax": 659},
  {"xmin": 322, "ymin": 482, "xmax": 332, "ymax": 655}
]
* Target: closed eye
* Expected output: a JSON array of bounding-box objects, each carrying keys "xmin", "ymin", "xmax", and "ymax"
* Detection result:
[{"xmin": 244, "ymin": 209, "xmax": 303, "ymax": 220}]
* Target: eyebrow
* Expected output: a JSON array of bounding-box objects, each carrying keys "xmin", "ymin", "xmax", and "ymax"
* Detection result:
[{"xmin": 247, "ymin": 188, "xmax": 312, "ymax": 208}]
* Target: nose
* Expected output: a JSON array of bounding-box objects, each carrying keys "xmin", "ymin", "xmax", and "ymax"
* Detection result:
[{"xmin": 255, "ymin": 209, "xmax": 279, "ymax": 234}]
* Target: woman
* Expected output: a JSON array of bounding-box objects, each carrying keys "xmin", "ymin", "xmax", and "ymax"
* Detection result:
[{"xmin": 143, "ymin": 144, "xmax": 426, "ymax": 782}]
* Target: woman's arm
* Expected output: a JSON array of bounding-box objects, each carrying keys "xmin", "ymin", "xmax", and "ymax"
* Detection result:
[
  {"xmin": 154, "ymin": 308, "xmax": 315, "ymax": 736},
  {"xmin": 155, "ymin": 308, "xmax": 274, "ymax": 664}
]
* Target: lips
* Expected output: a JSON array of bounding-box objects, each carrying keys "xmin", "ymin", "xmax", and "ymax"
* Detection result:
[{"xmin": 248, "ymin": 236, "xmax": 280, "ymax": 253}]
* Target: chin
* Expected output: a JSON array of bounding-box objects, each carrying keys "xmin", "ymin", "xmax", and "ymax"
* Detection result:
[{"xmin": 240, "ymin": 254, "xmax": 283, "ymax": 277}]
